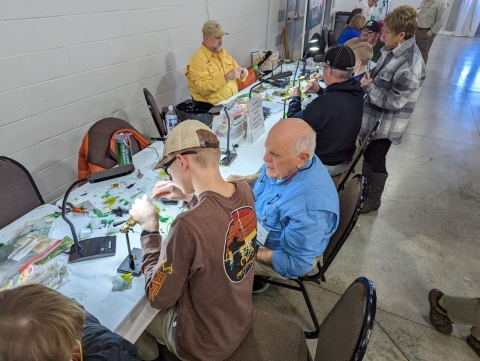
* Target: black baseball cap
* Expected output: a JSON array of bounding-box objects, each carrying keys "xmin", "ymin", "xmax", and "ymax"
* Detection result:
[
  {"xmin": 323, "ymin": 45, "xmax": 355, "ymax": 71},
  {"xmin": 363, "ymin": 20, "xmax": 380, "ymax": 33}
]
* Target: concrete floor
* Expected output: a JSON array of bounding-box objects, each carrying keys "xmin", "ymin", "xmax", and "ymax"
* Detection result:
[{"xmin": 253, "ymin": 35, "xmax": 480, "ymax": 360}]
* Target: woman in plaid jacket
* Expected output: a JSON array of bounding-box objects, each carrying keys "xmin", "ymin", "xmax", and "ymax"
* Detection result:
[{"xmin": 359, "ymin": 5, "xmax": 426, "ymax": 214}]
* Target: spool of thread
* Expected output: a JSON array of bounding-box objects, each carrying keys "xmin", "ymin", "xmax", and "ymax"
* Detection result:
[
  {"xmin": 91, "ymin": 218, "xmax": 102, "ymax": 230},
  {"xmin": 79, "ymin": 228, "xmax": 92, "ymax": 239}
]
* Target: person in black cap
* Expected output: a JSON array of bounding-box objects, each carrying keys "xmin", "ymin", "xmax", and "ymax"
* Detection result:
[
  {"xmin": 360, "ymin": 20, "xmax": 385, "ymax": 63},
  {"xmin": 287, "ymin": 45, "xmax": 364, "ymax": 177}
]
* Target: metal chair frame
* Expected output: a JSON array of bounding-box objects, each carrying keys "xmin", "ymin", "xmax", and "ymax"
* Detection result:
[
  {"xmin": 262, "ymin": 175, "xmax": 368, "ymax": 338},
  {"xmin": 0, "ymin": 156, "xmax": 44, "ymax": 206},
  {"xmin": 336, "ymin": 121, "xmax": 380, "ymax": 192},
  {"xmin": 143, "ymin": 88, "xmax": 167, "ymax": 137}
]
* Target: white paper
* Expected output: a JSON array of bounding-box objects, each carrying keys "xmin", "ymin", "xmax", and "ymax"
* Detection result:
[
  {"xmin": 8, "ymin": 239, "xmax": 39, "ymax": 262},
  {"xmin": 246, "ymin": 97, "xmax": 265, "ymax": 143},
  {"xmin": 256, "ymin": 221, "xmax": 269, "ymax": 246}
]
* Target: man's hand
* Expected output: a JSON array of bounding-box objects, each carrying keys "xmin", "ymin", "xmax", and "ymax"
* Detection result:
[
  {"xmin": 304, "ymin": 81, "xmax": 320, "ymax": 94},
  {"xmin": 310, "ymin": 72, "xmax": 324, "ymax": 82},
  {"xmin": 239, "ymin": 67, "xmax": 249, "ymax": 78},
  {"xmin": 256, "ymin": 246, "xmax": 274, "ymax": 266},
  {"xmin": 152, "ymin": 180, "xmax": 193, "ymax": 202},
  {"xmin": 130, "ymin": 195, "xmax": 159, "ymax": 232},
  {"xmin": 360, "ymin": 75, "xmax": 373, "ymax": 88},
  {"xmin": 225, "ymin": 67, "xmax": 244, "ymax": 81},
  {"xmin": 226, "ymin": 173, "xmax": 260, "ymax": 188},
  {"xmin": 289, "ymin": 87, "xmax": 302, "ymax": 97},
  {"xmin": 427, "ymin": 30, "xmax": 433, "ymax": 37}
]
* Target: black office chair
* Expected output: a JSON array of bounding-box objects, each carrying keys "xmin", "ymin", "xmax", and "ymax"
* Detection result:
[
  {"xmin": 307, "ymin": 277, "xmax": 377, "ymax": 361},
  {"xmin": 336, "ymin": 121, "xmax": 380, "ymax": 192},
  {"xmin": 322, "ymin": 25, "xmax": 329, "ymax": 47},
  {"xmin": 157, "ymin": 305, "xmax": 308, "ymax": 361},
  {"xmin": 0, "ymin": 157, "xmax": 45, "ymax": 229},
  {"xmin": 328, "ymin": 30, "xmax": 336, "ymax": 47},
  {"xmin": 261, "ymin": 175, "xmax": 367, "ymax": 338},
  {"xmin": 143, "ymin": 88, "xmax": 167, "ymax": 138}
]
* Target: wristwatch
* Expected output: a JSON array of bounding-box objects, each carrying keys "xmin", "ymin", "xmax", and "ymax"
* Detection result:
[{"xmin": 141, "ymin": 230, "xmax": 160, "ymax": 237}]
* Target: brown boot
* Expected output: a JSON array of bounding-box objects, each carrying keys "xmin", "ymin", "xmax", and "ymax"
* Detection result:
[
  {"xmin": 467, "ymin": 335, "xmax": 480, "ymax": 358},
  {"xmin": 428, "ymin": 289, "xmax": 453, "ymax": 335}
]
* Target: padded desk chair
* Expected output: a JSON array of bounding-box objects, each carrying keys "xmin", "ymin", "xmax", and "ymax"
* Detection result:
[
  {"xmin": 157, "ymin": 278, "xmax": 375, "ymax": 361},
  {"xmin": 157, "ymin": 305, "xmax": 308, "ymax": 361},
  {"xmin": 336, "ymin": 122, "xmax": 380, "ymax": 192},
  {"xmin": 322, "ymin": 25, "xmax": 329, "ymax": 47},
  {"xmin": 307, "ymin": 277, "xmax": 377, "ymax": 361},
  {"xmin": 77, "ymin": 117, "xmax": 149, "ymax": 180},
  {"xmin": 0, "ymin": 157, "xmax": 44, "ymax": 229},
  {"xmin": 328, "ymin": 30, "xmax": 336, "ymax": 47},
  {"xmin": 143, "ymin": 88, "xmax": 167, "ymax": 138},
  {"xmin": 261, "ymin": 175, "xmax": 368, "ymax": 338}
]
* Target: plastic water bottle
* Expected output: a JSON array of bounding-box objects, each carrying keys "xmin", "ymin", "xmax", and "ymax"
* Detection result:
[{"xmin": 166, "ymin": 105, "xmax": 178, "ymax": 133}]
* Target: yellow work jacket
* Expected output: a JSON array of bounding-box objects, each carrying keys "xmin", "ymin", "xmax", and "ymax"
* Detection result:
[{"xmin": 185, "ymin": 44, "xmax": 244, "ymax": 105}]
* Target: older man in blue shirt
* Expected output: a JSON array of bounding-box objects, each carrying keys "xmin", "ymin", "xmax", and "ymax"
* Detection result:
[{"xmin": 232, "ymin": 118, "xmax": 339, "ymax": 290}]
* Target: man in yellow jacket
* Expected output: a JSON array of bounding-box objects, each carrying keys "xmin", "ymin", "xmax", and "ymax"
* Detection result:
[{"xmin": 185, "ymin": 20, "xmax": 248, "ymax": 105}]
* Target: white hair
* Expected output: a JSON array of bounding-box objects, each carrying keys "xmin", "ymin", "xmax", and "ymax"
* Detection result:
[
  {"xmin": 332, "ymin": 68, "xmax": 353, "ymax": 79},
  {"xmin": 292, "ymin": 126, "xmax": 316, "ymax": 159}
]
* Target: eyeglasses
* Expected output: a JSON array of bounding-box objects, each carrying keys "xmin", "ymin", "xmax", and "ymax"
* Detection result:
[{"xmin": 162, "ymin": 150, "xmax": 197, "ymax": 176}]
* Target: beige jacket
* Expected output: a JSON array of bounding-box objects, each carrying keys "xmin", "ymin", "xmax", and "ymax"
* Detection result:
[{"xmin": 417, "ymin": 0, "xmax": 447, "ymax": 35}]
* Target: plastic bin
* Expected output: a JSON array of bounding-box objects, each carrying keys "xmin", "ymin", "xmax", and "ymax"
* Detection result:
[{"xmin": 212, "ymin": 110, "xmax": 247, "ymax": 141}]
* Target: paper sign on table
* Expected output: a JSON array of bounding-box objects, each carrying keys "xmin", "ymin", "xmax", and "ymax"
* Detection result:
[{"xmin": 245, "ymin": 96, "xmax": 265, "ymax": 143}]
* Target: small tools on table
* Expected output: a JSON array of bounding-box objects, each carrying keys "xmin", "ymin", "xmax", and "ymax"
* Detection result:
[{"xmin": 57, "ymin": 202, "xmax": 89, "ymax": 214}]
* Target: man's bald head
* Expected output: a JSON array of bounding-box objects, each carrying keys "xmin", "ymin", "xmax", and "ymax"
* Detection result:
[
  {"xmin": 269, "ymin": 118, "xmax": 316, "ymax": 158},
  {"xmin": 263, "ymin": 118, "xmax": 316, "ymax": 179}
]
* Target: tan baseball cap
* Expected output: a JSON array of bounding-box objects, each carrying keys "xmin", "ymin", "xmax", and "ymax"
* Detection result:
[
  {"xmin": 202, "ymin": 20, "xmax": 228, "ymax": 37},
  {"xmin": 154, "ymin": 120, "xmax": 220, "ymax": 169}
]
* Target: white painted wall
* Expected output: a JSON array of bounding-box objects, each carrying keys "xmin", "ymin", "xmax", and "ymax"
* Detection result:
[{"xmin": 0, "ymin": 0, "xmax": 286, "ymax": 203}]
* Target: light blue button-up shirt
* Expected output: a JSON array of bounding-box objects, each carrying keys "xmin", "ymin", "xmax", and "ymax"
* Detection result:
[{"xmin": 253, "ymin": 156, "xmax": 340, "ymax": 278}]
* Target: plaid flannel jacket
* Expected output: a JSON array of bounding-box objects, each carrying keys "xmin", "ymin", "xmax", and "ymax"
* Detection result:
[{"xmin": 359, "ymin": 37, "xmax": 426, "ymax": 145}]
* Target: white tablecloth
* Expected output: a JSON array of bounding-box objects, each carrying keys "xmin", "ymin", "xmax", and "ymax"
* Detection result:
[{"xmin": 0, "ymin": 64, "xmax": 315, "ymax": 343}]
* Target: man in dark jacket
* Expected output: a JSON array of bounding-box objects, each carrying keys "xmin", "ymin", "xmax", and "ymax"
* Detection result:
[{"xmin": 288, "ymin": 44, "xmax": 364, "ymax": 176}]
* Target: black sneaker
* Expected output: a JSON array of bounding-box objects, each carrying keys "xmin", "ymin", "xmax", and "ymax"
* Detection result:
[{"xmin": 253, "ymin": 276, "xmax": 273, "ymax": 293}]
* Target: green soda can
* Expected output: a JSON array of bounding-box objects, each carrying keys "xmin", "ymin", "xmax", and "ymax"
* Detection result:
[{"xmin": 115, "ymin": 133, "xmax": 133, "ymax": 166}]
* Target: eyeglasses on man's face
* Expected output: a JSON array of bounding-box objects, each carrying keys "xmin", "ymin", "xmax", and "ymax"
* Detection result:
[{"xmin": 162, "ymin": 150, "xmax": 198, "ymax": 176}]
